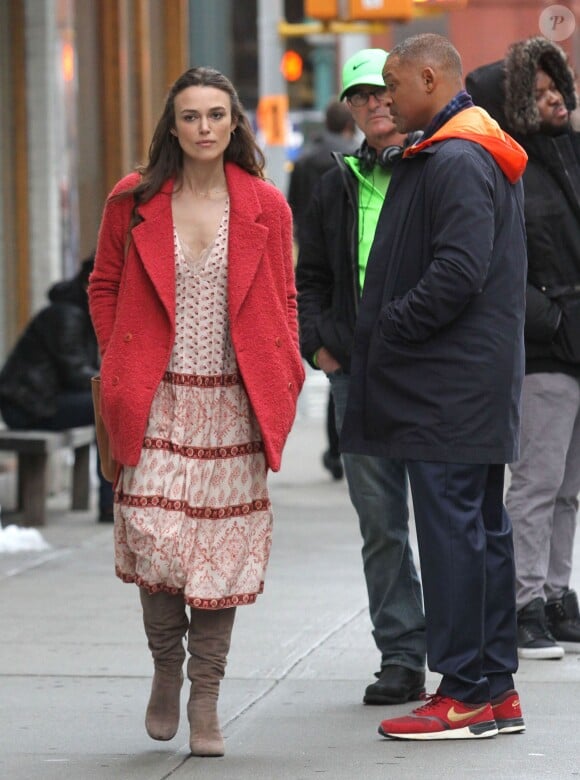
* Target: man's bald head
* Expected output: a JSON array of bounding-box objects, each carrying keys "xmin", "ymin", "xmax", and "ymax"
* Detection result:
[
  {"xmin": 382, "ymin": 34, "xmax": 464, "ymax": 133},
  {"xmin": 389, "ymin": 34, "xmax": 463, "ymax": 83}
]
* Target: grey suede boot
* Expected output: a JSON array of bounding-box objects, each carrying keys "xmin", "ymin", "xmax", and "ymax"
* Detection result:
[
  {"xmin": 140, "ymin": 588, "xmax": 189, "ymax": 740},
  {"xmin": 187, "ymin": 607, "xmax": 236, "ymax": 757}
]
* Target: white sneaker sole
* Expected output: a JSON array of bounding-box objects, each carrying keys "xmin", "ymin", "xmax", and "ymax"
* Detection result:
[
  {"xmin": 497, "ymin": 723, "xmax": 526, "ymax": 734},
  {"xmin": 379, "ymin": 723, "xmax": 498, "ymax": 740},
  {"xmin": 518, "ymin": 645, "xmax": 564, "ymax": 660}
]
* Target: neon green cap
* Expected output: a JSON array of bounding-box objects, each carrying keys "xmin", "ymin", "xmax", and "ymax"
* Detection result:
[{"xmin": 340, "ymin": 48, "xmax": 388, "ymax": 101}]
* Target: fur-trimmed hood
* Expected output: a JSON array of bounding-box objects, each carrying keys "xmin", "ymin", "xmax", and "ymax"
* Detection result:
[{"xmin": 504, "ymin": 36, "xmax": 576, "ymax": 135}]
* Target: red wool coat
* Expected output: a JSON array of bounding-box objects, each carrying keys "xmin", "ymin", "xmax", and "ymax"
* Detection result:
[{"xmin": 90, "ymin": 163, "xmax": 305, "ymax": 472}]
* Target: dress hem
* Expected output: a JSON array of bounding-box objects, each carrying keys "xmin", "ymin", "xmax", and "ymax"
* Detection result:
[{"xmin": 116, "ymin": 567, "xmax": 264, "ymax": 609}]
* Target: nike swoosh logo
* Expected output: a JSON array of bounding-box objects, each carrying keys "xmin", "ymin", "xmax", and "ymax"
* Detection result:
[
  {"xmin": 447, "ymin": 705, "xmax": 488, "ymax": 723},
  {"xmin": 352, "ymin": 61, "xmax": 369, "ymax": 70}
]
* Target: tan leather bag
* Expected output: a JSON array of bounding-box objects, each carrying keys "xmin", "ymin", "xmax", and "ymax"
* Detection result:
[{"xmin": 91, "ymin": 376, "xmax": 118, "ymax": 482}]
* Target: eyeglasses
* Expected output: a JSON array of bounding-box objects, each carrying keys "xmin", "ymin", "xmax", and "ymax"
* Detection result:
[{"xmin": 347, "ymin": 87, "xmax": 388, "ymax": 107}]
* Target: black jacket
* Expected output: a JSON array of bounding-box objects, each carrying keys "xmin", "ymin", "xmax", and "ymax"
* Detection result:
[
  {"xmin": 295, "ymin": 152, "xmax": 362, "ymax": 373},
  {"xmin": 467, "ymin": 40, "xmax": 580, "ymax": 376},
  {"xmin": 341, "ymin": 114, "xmax": 527, "ymax": 464},
  {"xmin": 518, "ymin": 132, "xmax": 580, "ymax": 375},
  {"xmin": 0, "ymin": 270, "xmax": 99, "ymax": 421},
  {"xmin": 288, "ymin": 130, "xmax": 357, "ymax": 246}
]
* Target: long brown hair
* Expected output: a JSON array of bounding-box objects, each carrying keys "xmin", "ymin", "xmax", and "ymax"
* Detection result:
[{"xmin": 121, "ymin": 66, "xmax": 265, "ymax": 216}]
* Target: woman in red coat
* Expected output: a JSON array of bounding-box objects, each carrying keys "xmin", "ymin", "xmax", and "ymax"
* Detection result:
[{"xmin": 89, "ymin": 66, "xmax": 304, "ymax": 757}]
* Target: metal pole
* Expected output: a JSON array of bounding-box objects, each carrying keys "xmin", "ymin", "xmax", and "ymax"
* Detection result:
[
  {"xmin": 311, "ymin": 42, "xmax": 337, "ymax": 110},
  {"xmin": 189, "ymin": 0, "xmax": 232, "ymax": 74},
  {"xmin": 257, "ymin": 0, "xmax": 288, "ymax": 193}
]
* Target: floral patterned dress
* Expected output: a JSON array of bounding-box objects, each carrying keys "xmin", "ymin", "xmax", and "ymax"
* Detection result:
[{"xmin": 113, "ymin": 200, "xmax": 273, "ymax": 608}]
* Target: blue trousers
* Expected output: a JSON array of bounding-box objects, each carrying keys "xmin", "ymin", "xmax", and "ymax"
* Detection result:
[
  {"xmin": 1, "ymin": 392, "xmax": 114, "ymax": 514},
  {"xmin": 407, "ymin": 460, "xmax": 518, "ymax": 703},
  {"xmin": 330, "ymin": 372, "xmax": 426, "ymax": 671}
]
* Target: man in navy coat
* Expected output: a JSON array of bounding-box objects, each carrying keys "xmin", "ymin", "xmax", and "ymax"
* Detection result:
[{"xmin": 342, "ymin": 33, "xmax": 528, "ymax": 740}]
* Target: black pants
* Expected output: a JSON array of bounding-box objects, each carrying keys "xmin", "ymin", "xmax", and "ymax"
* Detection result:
[
  {"xmin": 407, "ymin": 461, "xmax": 518, "ymax": 703},
  {"xmin": 326, "ymin": 391, "xmax": 340, "ymax": 458},
  {"xmin": 0, "ymin": 391, "xmax": 114, "ymax": 514}
]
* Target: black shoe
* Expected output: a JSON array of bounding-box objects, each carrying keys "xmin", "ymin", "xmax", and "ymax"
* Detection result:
[
  {"xmin": 517, "ymin": 597, "xmax": 564, "ymax": 660},
  {"xmin": 363, "ymin": 665, "xmax": 426, "ymax": 705},
  {"xmin": 322, "ymin": 449, "xmax": 343, "ymax": 481},
  {"xmin": 545, "ymin": 589, "xmax": 580, "ymax": 651}
]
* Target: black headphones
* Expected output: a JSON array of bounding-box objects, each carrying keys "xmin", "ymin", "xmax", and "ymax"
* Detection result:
[
  {"xmin": 356, "ymin": 132, "xmax": 423, "ymax": 173},
  {"xmin": 356, "ymin": 141, "xmax": 400, "ymax": 173}
]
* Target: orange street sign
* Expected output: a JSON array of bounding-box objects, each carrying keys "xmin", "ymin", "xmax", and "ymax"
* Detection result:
[{"xmin": 257, "ymin": 95, "xmax": 288, "ymax": 146}]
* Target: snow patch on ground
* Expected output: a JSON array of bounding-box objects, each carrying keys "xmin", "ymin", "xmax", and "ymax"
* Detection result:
[{"xmin": 0, "ymin": 524, "xmax": 52, "ymax": 553}]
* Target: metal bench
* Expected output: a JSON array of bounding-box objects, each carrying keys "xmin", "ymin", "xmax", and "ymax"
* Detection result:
[{"xmin": 0, "ymin": 425, "xmax": 95, "ymax": 526}]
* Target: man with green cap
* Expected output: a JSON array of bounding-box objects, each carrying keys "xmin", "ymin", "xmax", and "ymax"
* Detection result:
[{"xmin": 296, "ymin": 48, "xmax": 427, "ymax": 705}]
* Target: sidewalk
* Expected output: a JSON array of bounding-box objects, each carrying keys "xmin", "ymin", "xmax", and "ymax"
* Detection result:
[{"xmin": 1, "ymin": 399, "xmax": 579, "ymax": 779}]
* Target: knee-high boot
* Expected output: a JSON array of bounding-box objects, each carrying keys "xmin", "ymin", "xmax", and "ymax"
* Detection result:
[
  {"xmin": 187, "ymin": 607, "xmax": 236, "ymax": 757},
  {"xmin": 140, "ymin": 588, "xmax": 189, "ymax": 740}
]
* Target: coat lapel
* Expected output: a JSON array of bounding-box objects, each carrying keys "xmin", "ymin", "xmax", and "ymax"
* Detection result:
[
  {"xmin": 128, "ymin": 168, "xmax": 269, "ymax": 327},
  {"xmin": 131, "ymin": 181, "xmax": 176, "ymax": 326},
  {"xmin": 225, "ymin": 164, "xmax": 269, "ymax": 322}
]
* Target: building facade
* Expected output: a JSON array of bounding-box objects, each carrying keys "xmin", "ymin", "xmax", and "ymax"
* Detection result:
[
  {"xmin": 1, "ymin": 0, "xmax": 578, "ymax": 359},
  {"xmin": 0, "ymin": 0, "xmax": 189, "ymax": 350}
]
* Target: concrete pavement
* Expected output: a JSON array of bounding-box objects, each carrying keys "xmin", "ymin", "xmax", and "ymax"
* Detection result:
[{"xmin": 1, "ymin": 387, "xmax": 580, "ymax": 779}]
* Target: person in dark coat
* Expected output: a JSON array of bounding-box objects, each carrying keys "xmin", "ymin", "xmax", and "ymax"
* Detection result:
[
  {"xmin": 467, "ymin": 38, "xmax": 580, "ymax": 661},
  {"xmin": 288, "ymin": 99, "xmax": 357, "ymax": 481},
  {"xmin": 288, "ymin": 98, "xmax": 357, "ymax": 245},
  {"xmin": 296, "ymin": 48, "xmax": 427, "ymax": 706},
  {"xmin": 341, "ymin": 33, "xmax": 528, "ymax": 740},
  {"xmin": 0, "ymin": 255, "xmax": 114, "ymax": 522}
]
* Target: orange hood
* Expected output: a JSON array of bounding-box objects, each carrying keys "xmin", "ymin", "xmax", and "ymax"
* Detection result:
[{"xmin": 404, "ymin": 106, "xmax": 527, "ymax": 184}]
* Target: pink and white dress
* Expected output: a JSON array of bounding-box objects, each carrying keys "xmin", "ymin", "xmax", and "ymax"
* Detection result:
[{"xmin": 114, "ymin": 201, "xmax": 273, "ymax": 608}]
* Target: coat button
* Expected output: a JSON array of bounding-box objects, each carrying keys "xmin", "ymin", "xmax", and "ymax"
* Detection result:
[
  {"xmin": 288, "ymin": 382, "xmax": 293, "ymax": 390},
  {"xmin": 275, "ymin": 337, "xmax": 281, "ymax": 347},
  {"xmin": 112, "ymin": 376, "xmax": 120, "ymax": 386},
  {"xmin": 124, "ymin": 332, "xmax": 133, "ymax": 342}
]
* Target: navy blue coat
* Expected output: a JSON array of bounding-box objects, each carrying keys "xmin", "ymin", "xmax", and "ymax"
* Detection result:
[{"xmin": 341, "ymin": 131, "xmax": 527, "ymax": 465}]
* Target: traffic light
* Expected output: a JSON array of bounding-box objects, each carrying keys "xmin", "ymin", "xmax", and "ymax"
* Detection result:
[
  {"xmin": 304, "ymin": 0, "xmax": 467, "ymax": 19},
  {"xmin": 305, "ymin": 0, "xmax": 336, "ymax": 19},
  {"xmin": 280, "ymin": 50, "xmax": 304, "ymax": 81},
  {"xmin": 305, "ymin": 0, "xmax": 414, "ymax": 22},
  {"xmin": 350, "ymin": 0, "xmax": 413, "ymax": 19},
  {"xmin": 414, "ymin": 0, "xmax": 468, "ymax": 10}
]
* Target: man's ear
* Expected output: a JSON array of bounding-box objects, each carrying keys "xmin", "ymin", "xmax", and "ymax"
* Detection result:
[{"xmin": 422, "ymin": 67, "xmax": 435, "ymax": 92}]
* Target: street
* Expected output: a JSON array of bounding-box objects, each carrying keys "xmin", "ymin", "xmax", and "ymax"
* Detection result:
[{"xmin": 1, "ymin": 376, "xmax": 579, "ymax": 779}]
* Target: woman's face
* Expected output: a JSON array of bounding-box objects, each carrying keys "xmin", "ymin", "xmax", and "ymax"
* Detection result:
[{"xmin": 171, "ymin": 85, "xmax": 236, "ymax": 163}]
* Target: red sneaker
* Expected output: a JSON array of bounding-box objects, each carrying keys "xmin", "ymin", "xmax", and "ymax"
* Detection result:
[
  {"xmin": 378, "ymin": 693, "xmax": 498, "ymax": 740},
  {"xmin": 491, "ymin": 689, "xmax": 525, "ymax": 734}
]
